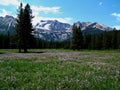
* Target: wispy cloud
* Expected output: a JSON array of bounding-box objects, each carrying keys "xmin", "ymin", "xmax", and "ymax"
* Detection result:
[
  {"xmin": 31, "ymin": 5, "xmax": 65, "ymax": 25},
  {"xmin": 0, "ymin": 9, "xmax": 9, "ymax": 17},
  {"xmin": 0, "ymin": 0, "xmax": 70, "ymax": 25},
  {"xmin": 0, "ymin": 0, "xmax": 61, "ymax": 14},
  {"xmin": 0, "ymin": 0, "xmax": 20, "ymax": 6},
  {"xmin": 31, "ymin": 5, "xmax": 66, "ymax": 25},
  {"xmin": 31, "ymin": 5, "xmax": 61, "ymax": 14},
  {"xmin": 99, "ymin": 2, "xmax": 103, "ymax": 6},
  {"xmin": 111, "ymin": 12, "xmax": 120, "ymax": 21}
]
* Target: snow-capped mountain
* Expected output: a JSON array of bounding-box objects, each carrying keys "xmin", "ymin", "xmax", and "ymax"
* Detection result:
[
  {"xmin": 0, "ymin": 15, "xmax": 113, "ymax": 41},
  {"xmin": 0, "ymin": 15, "xmax": 16, "ymax": 35},
  {"xmin": 68, "ymin": 21, "xmax": 112, "ymax": 35},
  {"xmin": 86, "ymin": 22, "xmax": 112, "ymax": 31},
  {"xmin": 33, "ymin": 20, "xmax": 112, "ymax": 41},
  {"xmin": 75, "ymin": 21, "xmax": 92, "ymax": 30},
  {"xmin": 33, "ymin": 20, "xmax": 71, "ymax": 41},
  {"xmin": 74, "ymin": 21, "xmax": 112, "ymax": 31},
  {"xmin": 35, "ymin": 20, "xmax": 71, "ymax": 31},
  {"xmin": 1, "ymin": 15, "xmax": 16, "ymax": 26}
]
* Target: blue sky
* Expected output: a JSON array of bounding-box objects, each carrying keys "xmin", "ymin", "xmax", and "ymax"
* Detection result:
[{"xmin": 0, "ymin": 0, "xmax": 120, "ymax": 29}]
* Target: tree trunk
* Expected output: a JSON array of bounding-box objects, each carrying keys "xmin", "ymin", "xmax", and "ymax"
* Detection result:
[
  {"xmin": 19, "ymin": 48, "xmax": 21, "ymax": 53},
  {"xmin": 24, "ymin": 48, "xmax": 27, "ymax": 53}
]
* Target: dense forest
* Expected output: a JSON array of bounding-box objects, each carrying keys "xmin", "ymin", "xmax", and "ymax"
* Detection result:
[{"xmin": 0, "ymin": 29, "xmax": 120, "ymax": 50}]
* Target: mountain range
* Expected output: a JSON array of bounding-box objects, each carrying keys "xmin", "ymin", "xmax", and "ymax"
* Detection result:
[
  {"xmin": 0, "ymin": 15, "xmax": 112, "ymax": 41},
  {"xmin": 0, "ymin": 15, "xmax": 16, "ymax": 35}
]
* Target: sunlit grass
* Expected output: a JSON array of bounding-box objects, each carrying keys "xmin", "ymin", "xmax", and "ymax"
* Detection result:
[{"xmin": 0, "ymin": 49, "xmax": 120, "ymax": 90}]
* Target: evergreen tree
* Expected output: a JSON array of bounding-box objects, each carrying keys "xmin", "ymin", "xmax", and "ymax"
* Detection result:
[
  {"xmin": 15, "ymin": 3, "xmax": 24, "ymax": 52},
  {"xmin": 117, "ymin": 30, "xmax": 120, "ymax": 49},
  {"xmin": 111, "ymin": 29, "xmax": 117, "ymax": 49},
  {"xmin": 15, "ymin": 3, "xmax": 34, "ymax": 53},
  {"xmin": 90, "ymin": 35, "xmax": 96, "ymax": 49},
  {"xmin": 22, "ymin": 4, "xmax": 34, "ymax": 52},
  {"xmin": 95, "ymin": 34, "xmax": 103, "ymax": 50},
  {"xmin": 71, "ymin": 24, "xmax": 83, "ymax": 50}
]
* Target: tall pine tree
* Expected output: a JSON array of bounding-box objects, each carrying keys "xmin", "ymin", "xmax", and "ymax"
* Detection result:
[
  {"xmin": 15, "ymin": 3, "xmax": 24, "ymax": 52},
  {"xmin": 15, "ymin": 3, "xmax": 34, "ymax": 53},
  {"xmin": 111, "ymin": 29, "xmax": 117, "ymax": 49},
  {"xmin": 71, "ymin": 23, "xmax": 83, "ymax": 50},
  {"xmin": 22, "ymin": 4, "xmax": 34, "ymax": 52}
]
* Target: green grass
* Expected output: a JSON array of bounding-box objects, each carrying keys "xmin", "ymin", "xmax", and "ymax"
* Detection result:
[{"xmin": 0, "ymin": 49, "xmax": 120, "ymax": 90}]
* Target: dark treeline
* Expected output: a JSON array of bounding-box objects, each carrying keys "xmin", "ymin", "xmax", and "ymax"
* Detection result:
[
  {"xmin": 0, "ymin": 34, "xmax": 17, "ymax": 49},
  {"xmin": 83, "ymin": 30, "xmax": 120, "ymax": 50},
  {"xmin": 34, "ymin": 39, "xmax": 70, "ymax": 49},
  {"xmin": 0, "ymin": 30, "xmax": 120, "ymax": 50}
]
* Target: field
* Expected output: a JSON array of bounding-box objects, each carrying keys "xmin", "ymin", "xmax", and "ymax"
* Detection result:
[{"xmin": 0, "ymin": 49, "xmax": 120, "ymax": 90}]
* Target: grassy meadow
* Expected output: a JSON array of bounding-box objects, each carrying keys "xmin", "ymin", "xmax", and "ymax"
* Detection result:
[{"xmin": 0, "ymin": 49, "xmax": 120, "ymax": 90}]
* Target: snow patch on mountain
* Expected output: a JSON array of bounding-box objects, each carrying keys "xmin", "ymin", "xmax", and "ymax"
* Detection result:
[{"xmin": 34, "ymin": 20, "xmax": 71, "ymax": 31}]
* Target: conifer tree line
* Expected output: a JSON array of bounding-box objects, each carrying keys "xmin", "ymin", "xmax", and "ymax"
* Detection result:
[
  {"xmin": 0, "ymin": 3, "xmax": 120, "ymax": 50},
  {"xmin": 0, "ymin": 24, "xmax": 120, "ymax": 50},
  {"xmin": 21, "ymin": 25, "xmax": 120, "ymax": 50}
]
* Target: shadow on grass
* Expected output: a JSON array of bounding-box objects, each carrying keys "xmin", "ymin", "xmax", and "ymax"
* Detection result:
[
  {"xmin": 0, "ymin": 52, "xmax": 5, "ymax": 54},
  {"xmin": 17, "ymin": 51, "xmax": 45, "ymax": 54}
]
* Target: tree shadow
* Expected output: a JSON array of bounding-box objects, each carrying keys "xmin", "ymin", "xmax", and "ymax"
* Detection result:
[
  {"xmin": 0, "ymin": 52, "xmax": 5, "ymax": 54},
  {"xmin": 17, "ymin": 51, "xmax": 46, "ymax": 53}
]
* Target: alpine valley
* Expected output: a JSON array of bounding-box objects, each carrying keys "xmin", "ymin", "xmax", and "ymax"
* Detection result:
[{"xmin": 0, "ymin": 15, "xmax": 112, "ymax": 41}]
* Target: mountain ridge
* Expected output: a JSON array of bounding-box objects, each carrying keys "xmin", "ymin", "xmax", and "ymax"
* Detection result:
[
  {"xmin": 0, "ymin": 15, "xmax": 112, "ymax": 41},
  {"xmin": 0, "ymin": 15, "xmax": 16, "ymax": 35}
]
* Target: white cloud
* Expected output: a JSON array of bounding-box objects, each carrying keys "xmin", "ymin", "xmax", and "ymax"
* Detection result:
[
  {"xmin": 99, "ymin": 2, "xmax": 103, "ymax": 6},
  {"xmin": 0, "ymin": 9, "xmax": 9, "ymax": 17},
  {"xmin": 113, "ymin": 26, "xmax": 120, "ymax": 30},
  {"xmin": 0, "ymin": 0, "xmax": 61, "ymax": 14},
  {"xmin": 31, "ymin": 5, "xmax": 61, "ymax": 14},
  {"xmin": 0, "ymin": 0, "xmax": 20, "ymax": 6},
  {"xmin": 31, "ymin": 5, "xmax": 64, "ymax": 25},
  {"xmin": 32, "ymin": 16, "xmax": 72, "ymax": 25},
  {"xmin": 31, "ymin": 5, "xmax": 65, "ymax": 25},
  {"xmin": 111, "ymin": 12, "xmax": 120, "ymax": 21},
  {"xmin": 0, "ymin": 0, "xmax": 70, "ymax": 25},
  {"xmin": 112, "ymin": 12, "xmax": 120, "ymax": 17}
]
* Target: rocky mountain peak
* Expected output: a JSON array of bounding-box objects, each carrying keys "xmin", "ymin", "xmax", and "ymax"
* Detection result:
[
  {"xmin": 35, "ymin": 20, "xmax": 71, "ymax": 31},
  {"xmin": 74, "ymin": 21, "xmax": 112, "ymax": 31},
  {"xmin": 88, "ymin": 22, "xmax": 112, "ymax": 31},
  {"xmin": 75, "ymin": 21, "xmax": 92, "ymax": 30},
  {"xmin": 1, "ymin": 15, "xmax": 16, "ymax": 27}
]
